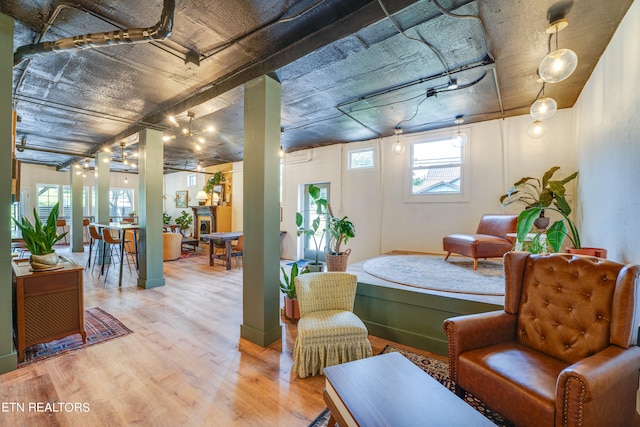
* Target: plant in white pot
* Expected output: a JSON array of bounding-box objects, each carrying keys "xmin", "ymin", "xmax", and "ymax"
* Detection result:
[
  {"xmin": 12, "ymin": 202, "xmax": 68, "ymax": 270},
  {"xmin": 175, "ymin": 210, "xmax": 193, "ymax": 237}
]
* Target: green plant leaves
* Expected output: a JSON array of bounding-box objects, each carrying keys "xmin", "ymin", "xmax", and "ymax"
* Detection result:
[
  {"xmin": 12, "ymin": 202, "xmax": 66, "ymax": 255},
  {"xmin": 517, "ymin": 208, "xmax": 541, "ymax": 242},
  {"xmin": 546, "ymin": 220, "xmax": 568, "ymax": 253}
]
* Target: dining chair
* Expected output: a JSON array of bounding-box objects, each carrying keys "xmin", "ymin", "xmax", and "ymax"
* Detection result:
[{"xmin": 231, "ymin": 235, "xmax": 243, "ymax": 268}]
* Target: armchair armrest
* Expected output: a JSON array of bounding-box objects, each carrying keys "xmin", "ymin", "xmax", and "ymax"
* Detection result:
[
  {"xmin": 443, "ymin": 311, "xmax": 517, "ymax": 384},
  {"xmin": 557, "ymin": 345, "xmax": 640, "ymax": 427}
]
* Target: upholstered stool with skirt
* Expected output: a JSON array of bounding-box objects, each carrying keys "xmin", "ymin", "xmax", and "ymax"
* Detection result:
[{"xmin": 293, "ymin": 272, "xmax": 372, "ymax": 378}]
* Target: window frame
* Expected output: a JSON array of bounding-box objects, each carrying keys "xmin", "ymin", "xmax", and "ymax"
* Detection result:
[
  {"xmin": 346, "ymin": 146, "xmax": 378, "ymax": 172},
  {"xmin": 402, "ymin": 128, "xmax": 471, "ymax": 203}
]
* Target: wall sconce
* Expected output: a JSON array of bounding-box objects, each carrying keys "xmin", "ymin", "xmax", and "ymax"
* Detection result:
[
  {"xmin": 538, "ymin": 18, "xmax": 578, "ymax": 83},
  {"xmin": 196, "ymin": 190, "xmax": 208, "ymax": 206},
  {"xmin": 391, "ymin": 127, "xmax": 405, "ymax": 154},
  {"xmin": 451, "ymin": 116, "xmax": 468, "ymax": 148}
]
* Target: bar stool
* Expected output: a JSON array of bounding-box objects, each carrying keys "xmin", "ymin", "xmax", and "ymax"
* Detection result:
[
  {"xmin": 86, "ymin": 225, "xmax": 103, "ymax": 271},
  {"xmin": 56, "ymin": 219, "xmax": 68, "ymax": 244},
  {"xmin": 101, "ymin": 228, "xmax": 135, "ymax": 281},
  {"xmin": 83, "ymin": 218, "xmax": 90, "ymax": 243}
]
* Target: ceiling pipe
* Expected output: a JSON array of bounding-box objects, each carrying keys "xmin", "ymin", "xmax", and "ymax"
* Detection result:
[{"xmin": 13, "ymin": 0, "xmax": 175, "ymax": 66}]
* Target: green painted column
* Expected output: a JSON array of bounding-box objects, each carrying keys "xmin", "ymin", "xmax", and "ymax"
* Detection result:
[
  {"xmin": 0, "ymin": 12, "xmax": 17, "ymax": 373},
  {"xmin": 95, "ymin": 151, "xmax": 111, "ymax": 224},
  {"xmin": 70, "ymin": 168, "xmax": 84, "ymax": 252},
  {"xmin": 137, "ymin": 128, "xmax": 165, "ymax": 289},
  {"xmin": 240, "ymin": 74, "xmax": 282, "ymax": 346}
]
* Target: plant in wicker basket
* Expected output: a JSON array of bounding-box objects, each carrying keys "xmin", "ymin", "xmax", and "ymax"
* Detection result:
[
  {"xmin": 12, "ymin": 202, "xmax": 67, "ymax": 270},
  {"xmin": 325, "ymin": 215, "xmax": 355, "ymax": 271}
]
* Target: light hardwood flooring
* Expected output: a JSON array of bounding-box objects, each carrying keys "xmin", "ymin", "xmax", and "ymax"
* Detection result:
[{"xmin": 1, "ymin": 245, "xmax": 440, "ymax": 427}]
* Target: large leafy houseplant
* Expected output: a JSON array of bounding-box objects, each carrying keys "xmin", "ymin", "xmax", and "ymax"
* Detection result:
[
  {"xmin": 13, "ymin": 202, "xmax": 67, "ymax": 256},
  {"xmin": 175, "ymin": 210, "xmax": 193, "ymax": 233},
  {"xmin": 500, "ymin": 166, "xmax": 580, "ymax": 253},
  {"xmin": 296, "ymin": 184, "xmax": 356, "ymax": 271}
]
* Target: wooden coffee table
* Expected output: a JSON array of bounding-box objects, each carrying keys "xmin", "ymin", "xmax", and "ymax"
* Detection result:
[{"xmin": 323, "ymin": 352, "xmax": 496, "ymax": 427}]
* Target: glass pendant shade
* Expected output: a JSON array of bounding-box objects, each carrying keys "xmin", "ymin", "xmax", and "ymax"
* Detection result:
[
  {"xmin": 538, "ymin": 48, "xmax": 578, "ymax": 83},
  {"xmin": 392, "ymin": 128, "xmax": 405, "ymax": 154},
  {"xmin": 451, "ymin": 131, "xmax": 468, "ymax": 148},
  {"xmin": 530, "ymin": 97, "xmax": 558, "ymax": 120},
  {"xmin": 527, "ymin": 120, "xmax": 547, "ymax": 138}
]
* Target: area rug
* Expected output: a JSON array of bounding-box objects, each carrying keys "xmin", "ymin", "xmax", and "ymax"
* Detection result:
[
  {"xmin": 18, "ymin": 307, "xmax": 132, "ymax": 367},
  {"xmin": 308, "ymin": 345, "xmax": 514, "ymax": 427},
  {"xmin": 362, "ymin": 254, "xmax": 505, "ymax": 295},
  {"xmin": 180, "ymin": 251, "xmax": 203, "ymax": 259}
]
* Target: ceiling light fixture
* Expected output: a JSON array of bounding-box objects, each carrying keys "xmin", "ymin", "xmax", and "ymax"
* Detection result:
[
  {"xmin": 169, "ymin": 111, "xmax": 210, "ymax": 153},
  {"xmin": 279, "ymin": 145, "xmax": 285, "ymax": 158},
  {"xmin": 392, "ymin": 127, "xmax": 405, "ymax": 155},
  {"xmin": 538, "ymin": 18, "xmax": 578, "ymax": 83},
  {"xmin": 530, "ymin": 95, "xmax": 557, "ymax": 121},
  {"xmin": 527, "ymin": 120, "xmax": 547, "ymax": 138},
  {"xmin": 451, "ymin": 116, "xmax": 468, "ymax": 148},
  {"xmin": 447, "ymin": 77, "xmax": 458, "ymax": 90}
]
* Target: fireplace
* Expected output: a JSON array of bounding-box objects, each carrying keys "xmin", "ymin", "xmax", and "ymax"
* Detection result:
[
  {"xmin": 199, "ymin": 218, "xmax": 211, "ymax": 235},
  {"xmin": 191, "ymin": 206, "xmax": 216, "ymax": 240}
]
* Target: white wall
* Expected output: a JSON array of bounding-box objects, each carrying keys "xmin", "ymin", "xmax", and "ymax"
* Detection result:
[
  {"xmin": 163, "ymin": 171, "xmax": 207, "ymax": 226},
  {"xmin": 573, "ymin": 0, "xmax": 640, "ymax": 264},
  {"xmin": 278, "ymin": 110, "xmax": 576, "ymax": 263}
]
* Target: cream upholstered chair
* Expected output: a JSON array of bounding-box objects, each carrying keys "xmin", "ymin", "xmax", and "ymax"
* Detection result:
[
  {"xmin": 163, "ymin": 232, "xmax": 182, "ymax": 261},
  {"xmin": 293, "ymin": 272, "xmax": 372, "ymax": 378}
]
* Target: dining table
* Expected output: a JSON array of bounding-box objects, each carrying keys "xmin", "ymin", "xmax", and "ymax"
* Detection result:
[
  {"xmin": 91, "ymin": 222, "xmax": 139, "ymax": 286},
  {"xmin": 200, "ymin": 232, "xmax": 243, "ymax": 270}
]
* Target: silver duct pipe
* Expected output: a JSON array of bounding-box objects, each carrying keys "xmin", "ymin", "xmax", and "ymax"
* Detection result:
[{"xmin": 13, "ymin": 0, "xmax": 175, "ymax": 66}]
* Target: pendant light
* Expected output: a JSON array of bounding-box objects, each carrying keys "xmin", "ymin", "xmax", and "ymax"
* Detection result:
[
  {"xmin": 538, "ymin": 19, "xmax": 578, "ymax": 83},
  {"xmin": 392, "ymin": 127, "xmax": 405, "ymax": 154},
  {"xmin": 527, "ymin": 120, "xmax": 547, "ymax": 138},
  {"xmin": 451, "ymin": 116, "xmax": 468, "ymax": 148},
  {"xmin": 530, "ymin": 96, "xmax": 557, "ymax": 121}
]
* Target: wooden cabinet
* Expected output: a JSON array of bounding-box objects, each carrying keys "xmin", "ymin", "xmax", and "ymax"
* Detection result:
[{"xmin": 12, "ymin": 257, "xmax": 86, "ymax": 362}]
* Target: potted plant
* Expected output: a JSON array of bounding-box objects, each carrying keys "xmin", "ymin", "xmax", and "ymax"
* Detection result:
[
  {"xmin": 163, "ymin": 212, "xmax": 172, "ymax": 225},
  {"xmin": 500, "ymin": 166, "xmax": 578, "ymax": 231},
  {"xmin": 12, "ymin": 202, "xmax": 68, "ymax": 270},
  {"xmin": 296, "ymin": 184, "xmax": 356, "ymax": 272},
  {"xmin": 279, "ymin": 262, "xmax": 309, "ymax": 320},
  {"xmin": 175, "ymin": 210, "xmax": 193, "ymax": 237},
  {"xmin": 203, "ymin": 171, "xmax": 225, "ymax": 195},
  {"xmin": 325, "ymin": 215, "xmax": 356, "ymax": 271}
]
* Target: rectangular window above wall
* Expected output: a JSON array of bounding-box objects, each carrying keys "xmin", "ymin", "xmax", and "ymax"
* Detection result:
[
  {"xmin": 187, "ymin": 173, "xmax": 197, "ymax": 187},
  {"xmin": 404, "ymin": 129, "xmax": 470, "ymax": 203},
  {"xmin": 346, "ymin": 145, "xmax": 378, "ymax": 172}
]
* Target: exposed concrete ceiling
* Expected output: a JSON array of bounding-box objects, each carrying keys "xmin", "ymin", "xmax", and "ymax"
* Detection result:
[{"xmin": 2, "ymin": 0, "xmax": 633, "ymax": 174}]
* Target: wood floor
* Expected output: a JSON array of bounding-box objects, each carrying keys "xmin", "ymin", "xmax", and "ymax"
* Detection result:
[{"xmin": 1, "ymin": 246, "xmax": 439, "ymax": 427}]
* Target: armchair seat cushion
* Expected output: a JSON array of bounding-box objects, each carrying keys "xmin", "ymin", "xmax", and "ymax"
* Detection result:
[
  {"xmin": 459, "ymin": 341, "xmax": 569, "ymax": 426},
  {"xmin": 297, "ymin": 310, "xmax": 369, "ymax": 340},
  {"xmin": 443, "ymin": 233, "xmax": 513, "ymax": 258}
]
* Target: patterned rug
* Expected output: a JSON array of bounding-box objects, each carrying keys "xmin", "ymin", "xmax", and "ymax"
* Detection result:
[
  {"xmin": 308, "ymin": 345, "xmax": 514, "ymax": 427},
  {"xmin": 18, "ymin": 307, "xmax": 132, "ymax": 367},
  {"xmin": 362, "ymin": 254, "xmax": 505, "ymax": 295}
]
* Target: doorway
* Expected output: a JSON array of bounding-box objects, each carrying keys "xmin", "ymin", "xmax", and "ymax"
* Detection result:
[{"xmin": 302, "ymin": 182, "xmax": 330, "ymax": 262}]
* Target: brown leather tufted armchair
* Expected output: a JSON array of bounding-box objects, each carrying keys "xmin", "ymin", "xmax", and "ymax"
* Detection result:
[
  {"xmin": 443, "ymin": 214, "xmax": 518, "ymax": 270},
  {"xmin": 444, "ymin": 252, "xmax": 640, "ymax": 427}
]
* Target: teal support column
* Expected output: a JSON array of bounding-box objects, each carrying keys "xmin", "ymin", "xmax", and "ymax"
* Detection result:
[
  {"xmin": 137, "ymin": 129, "xmax": 165, "ymax": 289},
  {"xmin": 70, "ymin": 168, "xmax": 84, "ymax": 252},
  {"xmin": 240, "ymin": 74, "xmax": 282, "ymax": 346},
  {"xmin": 94, "ymin": 151, "xmax": 111, "ymax": 224},
  {"xmin": 94, "ymin": 151, "xmax": 110, "ymax": 263},
  {"xmin": 0, "ymin": 12, "xmax": 17, "ymax": 373}
]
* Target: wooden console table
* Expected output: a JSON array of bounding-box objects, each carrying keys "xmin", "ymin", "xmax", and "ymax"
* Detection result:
[
  {"xmin": 12, "ymin": 257, "xmax": 86, "ymax": 362},
  {"xmin": 323, "ymin": 352, "xmax": 496, "ymax": 426}
]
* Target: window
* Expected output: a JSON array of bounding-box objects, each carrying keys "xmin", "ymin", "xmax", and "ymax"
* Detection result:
[
  {"xmin": 405, "ymin": 130, "xmax": 470, "ymax": 202},
  {"xmin": 302, "ymin": 183, "xmax": 329, "ymax": 262},
  {"xmin": 187, "ymin": 173, "xmax": 197, "ymax": 187},
  {"xmin": 62, "ymin": 185, "xmax": 72, "ymax": 218},
  {"xmin": 36, "ymin": 184, "xmax": 59, "ymax": 219},
  {"xmin": 109, "ymin": 188, "xmax": 135, "ymax": 218},
  {"xmin": 347, "ymin": 147, "xmax": 375, "ymax": 170}
]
